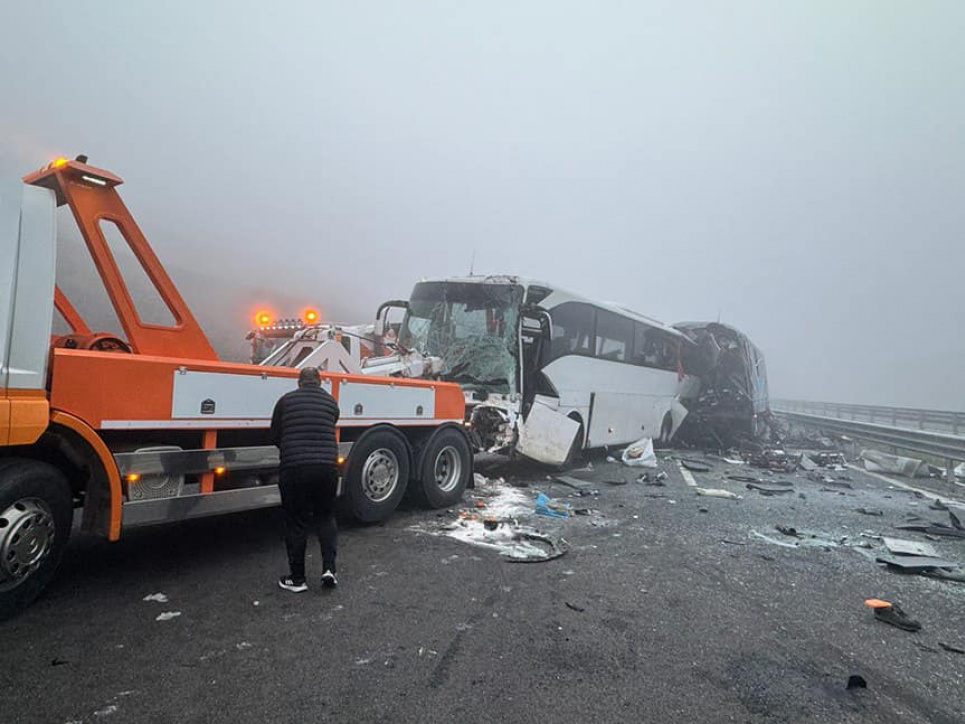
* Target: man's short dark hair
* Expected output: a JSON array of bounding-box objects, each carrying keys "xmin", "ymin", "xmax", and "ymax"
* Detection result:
[{"xmin": 298, "ymin": 366, "xmax": 321, "ymax": 387}]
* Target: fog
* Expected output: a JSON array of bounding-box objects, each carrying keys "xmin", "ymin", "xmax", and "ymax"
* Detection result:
[{"xmin": 2, "ymin": 2, "xmax": 963, "ymax": 408}]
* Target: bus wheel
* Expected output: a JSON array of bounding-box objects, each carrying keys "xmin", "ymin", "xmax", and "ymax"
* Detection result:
[
  {"xmin": 0, "ymin": 459, "xmax": 73, "ymax": 621},
  {"xmin": 411, "ymin": 428, "xmax": 472, "ymax": 509},
  {"xmin": 341, "ymin": 430, "xmax": 410, "ymax": 523}
]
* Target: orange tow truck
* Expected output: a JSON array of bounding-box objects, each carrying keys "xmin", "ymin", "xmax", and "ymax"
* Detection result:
[{"xmin": 0, "ymin": 157, "xmax": 472, "ymax": 619}]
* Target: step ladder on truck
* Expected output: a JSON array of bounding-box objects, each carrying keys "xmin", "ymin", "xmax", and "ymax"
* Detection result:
[{"xmin": 0, "ymin": 157, "xmax": 473, "ymax": 619}]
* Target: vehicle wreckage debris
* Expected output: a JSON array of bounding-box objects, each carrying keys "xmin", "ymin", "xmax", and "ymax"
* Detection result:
[
  {"xmin": 876, "ymin": 555, "xmax": 961, "ymax": 572},
  {"xmin": 745, "ymin": 483, "xmax": 795, "ymax": 496},
  {"xmin": 552, "ymin": 475, "xmax": 596, "ymax": 492},
  {"xmin": 502, "ymin": 529, "xmax": 569, "ymax": 563},
  {"xmin": 882, "ymin": 537, "xmax": 938, "ymax": 557},
  {"xmin": 637, "ymin": 471, "xmax": 668, "ymax": 485},
  {"xmin": 726, "ymin": 475, "xmax": 766, "ymax": 484},
  {"xmin": 680, "ymin": 459, "xmax": 713, "ymax": 473}
]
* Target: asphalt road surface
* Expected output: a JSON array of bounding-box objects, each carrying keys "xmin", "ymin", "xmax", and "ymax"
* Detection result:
[{"xmin": 2, "ymin": 451, "xmax": 964, "ymax": 723}]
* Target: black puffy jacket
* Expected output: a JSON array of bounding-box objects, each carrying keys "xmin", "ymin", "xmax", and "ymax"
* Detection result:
[{"xmin": 269, "ymin": 385, "xmax": 340, "ymax": 470}]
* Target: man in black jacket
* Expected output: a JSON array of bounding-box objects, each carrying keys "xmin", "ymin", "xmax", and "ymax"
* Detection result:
[{"xmin": 270, "ymin": 366, "xmax": 341, "ymax": 592}]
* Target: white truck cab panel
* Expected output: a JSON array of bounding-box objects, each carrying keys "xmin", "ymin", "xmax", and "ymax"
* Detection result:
[{"xmin": 0, "ymin": 181, "xmax": 56, "ymax": 393}]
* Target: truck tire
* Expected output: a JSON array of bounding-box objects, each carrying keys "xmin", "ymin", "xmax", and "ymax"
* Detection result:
[
  {"xmin": 0, "ymin": 459, "xmax": 73, "ymax": 621},
  {"xmin": 340, "ymin": 429, "xmax": 410, "ymax": 523},
  {"xmin": 410, "ymin": 427, "xmax": 472, "ymax": 509}
]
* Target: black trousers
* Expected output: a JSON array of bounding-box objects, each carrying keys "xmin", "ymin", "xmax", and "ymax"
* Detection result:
[{"xmin": 279, "ymin": 464, "xmax": 339, "ymax": 581}]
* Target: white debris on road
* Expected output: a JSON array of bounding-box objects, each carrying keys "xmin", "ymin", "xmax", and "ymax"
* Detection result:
[
  {"xmin": 155, "ymin": 611, "xmax": 182, "ymax": 622},
  {"xmin": 142, "ymin": 593, "xmax": 168, "ymax": 603},
  {"xmin": 696, "ymin": 487, "xmax": 742, "ymax": 500}
]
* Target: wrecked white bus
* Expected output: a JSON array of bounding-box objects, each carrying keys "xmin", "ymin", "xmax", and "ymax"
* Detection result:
[{"xmin": 392, "ymin": 276, "xmax": 694, "ymax": 465}]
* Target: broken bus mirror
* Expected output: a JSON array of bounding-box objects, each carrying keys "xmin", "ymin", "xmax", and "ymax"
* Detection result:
[{"xmin": 374, "ymin": 299, "xmax": 408, "ymax": 338}]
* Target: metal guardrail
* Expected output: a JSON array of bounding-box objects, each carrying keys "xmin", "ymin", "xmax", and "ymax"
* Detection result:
[
  {"xmin": 777, "ymin": 411, "xmax": 965, "ymax": 462},
  {"xmin": 773, "ymin": 399, "xmax": 965, "ymax": 436}
]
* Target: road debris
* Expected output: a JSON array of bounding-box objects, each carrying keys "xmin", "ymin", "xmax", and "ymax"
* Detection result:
[
  {"xmin": 862, "ymin": 450, "xmax": 930, "ymax": 478},
  {"xmin": 564, "ymin": 602, "xmax": 585, "ymax": 613},
  {"xmin": 679, "ymin": 459, "xmax": 713, "ymax": 473},
  {"xmin": 855, "ymin": 508, "xmax": 884, "ymax": 517},
  {"xmin": 696, "ymin": 487, "xmax": 742, "ymax": 500},
  {"xmin": 876, "ymin": 555, "xmax": 961, "ymax": 572},
  {"xmin": 142, "ymin": 593, "xmax": 169, "ymax": 603},
  {"xmin": 726, "ymin": 474, "xmax": 765, "ymax": 484},
  {"xmin": 939, "ymin": 642, "xmax": 965, "ymax": 655},
  {"xmin": 846, "ymin": 675, "xmax": 867, "ymax": 690},
  {"xmin": 155, "ymin": 611, "xmax": 182, "ymax": 622},
  {"xmin": 535, "ymin": 492, "xmax": 572, "ymax": 518},
  {"xmin": 882, "ymin": 537, "xmax": 938, "ymax": 557},
  {"xmin": 751, "ymin": 531, "xmax": 799, "ymax": 548},
  {"xmin": 621, "ymin": 438, "xmax": 658, "ymax": 468},
  {"xmin": 553, "ymin": 475, "xmax": 596, "ymax": 492},
  {"xmin": 502, "ymin": 529, "xmax": 569, "ymax": 563},
  {"xmin": 745, "ymin": 483, "xmax": 795, "ymax": 496}
]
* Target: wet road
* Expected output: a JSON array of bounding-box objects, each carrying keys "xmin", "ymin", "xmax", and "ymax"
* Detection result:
[{"xmin": 2, "ymin": 452, "xmax": 964, "ymax": 723}]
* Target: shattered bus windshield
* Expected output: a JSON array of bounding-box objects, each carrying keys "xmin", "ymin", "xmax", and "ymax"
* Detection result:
[{"xmin": 399, "ymin": 282, "xmax": 523, "ymax": 394}]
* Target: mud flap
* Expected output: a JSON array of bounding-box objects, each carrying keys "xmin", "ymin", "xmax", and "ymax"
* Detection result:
[{"xmin": 517, "ymin": 402, "xmax": 580, "ymax": 466}]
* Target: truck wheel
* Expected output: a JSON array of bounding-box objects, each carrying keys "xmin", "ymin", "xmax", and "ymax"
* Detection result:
[
  {"xmin": 0, "ymin": 459, "xmax": 72, "ymax": 621},
  {"xmin": 341, "ymin": 430, "xmax": 410, "ymax": 523},
  {"xmin": 411, "ymin": 428, "xmax": 472, "ymax": 509}
]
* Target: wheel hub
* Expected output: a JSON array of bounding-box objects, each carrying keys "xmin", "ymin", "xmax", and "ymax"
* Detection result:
[
  {"xmin": 0, "ymin": 498, "xmax": 56, "ymax": 591},
  {"xmin": 362, "ymin": 449, "xmax": 399, "ymax": 502},
  {"xmin": 433, "ymin": 446, "xmax": 462, "ymax": 493}
]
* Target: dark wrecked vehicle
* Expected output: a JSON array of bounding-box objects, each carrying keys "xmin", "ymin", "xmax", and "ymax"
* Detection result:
[{"xmin": 672, "ymin": 322, "xmax": 772, "ymax": 446}]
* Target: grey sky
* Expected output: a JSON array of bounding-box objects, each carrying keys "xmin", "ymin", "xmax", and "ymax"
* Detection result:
[{"xmin": 2, "ymin": 2, "xmax": 963, "ymax": 408}]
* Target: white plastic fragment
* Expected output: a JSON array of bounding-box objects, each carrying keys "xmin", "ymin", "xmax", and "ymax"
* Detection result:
[
  {"xmin": 142, "ymin": 593, "xmax": 168, "ymax": 603},
  {"xmin": 696, "ymin": 487, "xmax": 742, "ymax": 500},
  {"xmin": 155, "ymin": 611, "xmax": 182, "ymax": 622}
]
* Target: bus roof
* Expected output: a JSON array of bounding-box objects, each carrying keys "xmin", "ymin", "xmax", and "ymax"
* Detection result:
[{"xmin": 413, "ymin": 275, "xmax": 691, "ymax": 342}]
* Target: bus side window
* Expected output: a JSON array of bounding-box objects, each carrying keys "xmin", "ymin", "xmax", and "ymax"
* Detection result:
[
  {"xmin": 633, "ymin": 323, "xmax": 659, "ymax": 367},
  {"xmin": 595, "ymin": 310, "xmax": 632, "ymax": 362},
  {"xmin": 548, "ymin": 302, "xmax": 595, "ymax": 360}
]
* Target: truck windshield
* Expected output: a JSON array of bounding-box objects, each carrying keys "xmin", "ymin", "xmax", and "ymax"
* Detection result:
[{"xmin": 399, "ymin": 281, "xmax": 523, "ymax": 394}]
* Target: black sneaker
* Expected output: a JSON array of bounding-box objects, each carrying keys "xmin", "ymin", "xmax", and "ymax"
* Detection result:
[
  {"xmin": 278, "ymin": 576, "xmax": 308, "ymax": 593},
  {"xmin": 321, "ymin": 570, "xmax": 338, "ymax": 588},
  {"xmin": 874, "ymin": 602, "xmax": 921, "ymax": 632}
]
